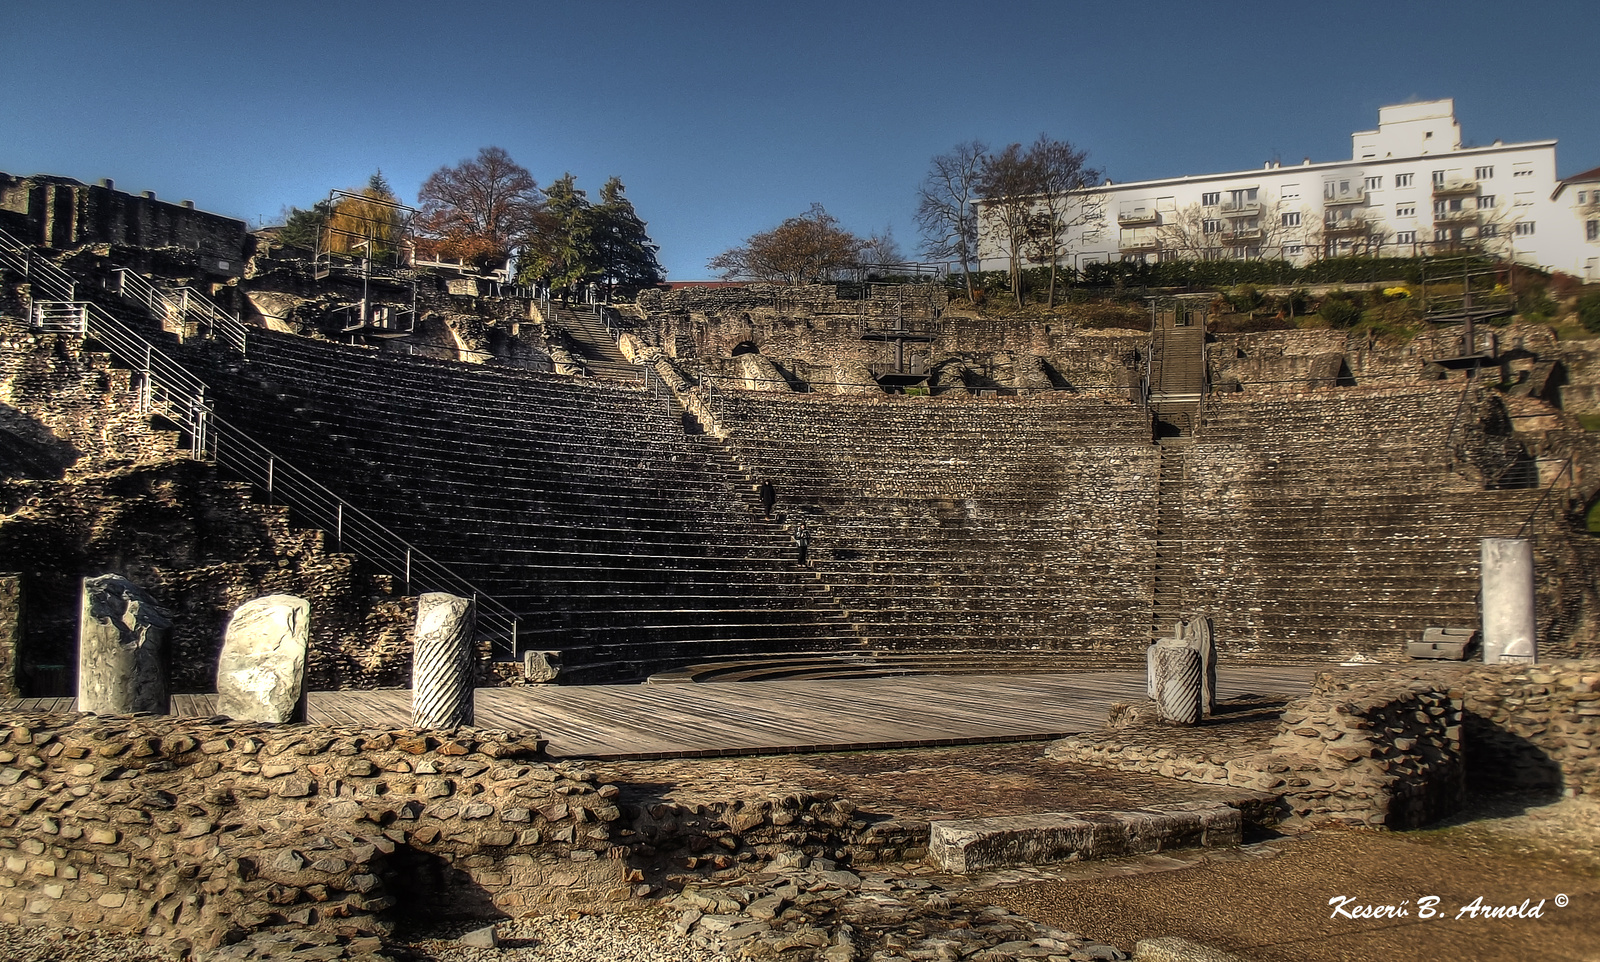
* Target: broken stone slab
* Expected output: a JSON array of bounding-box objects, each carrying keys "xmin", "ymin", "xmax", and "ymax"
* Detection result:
[
  {"xmin": 411, "ymin": 592, "xmax": 476, "ymax": 728},
  {"xmin": 926, "ymin": 802, "xmax": 1241, "ymax": 873},
  {"xmin": 216, "ymin": 594, "xmax": 310, "ymax": 723},
  {"xmin": 77, "ymin": 574, "xmax": 172, "ymax": 715},
  {"xmin": 523, "ymin": 649, "xmax": 562, "ymax": 683}
]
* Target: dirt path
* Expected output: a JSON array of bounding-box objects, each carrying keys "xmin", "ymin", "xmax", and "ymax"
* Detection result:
[{"xmin": 987, "ymin": 795, "xmax": 1600, "ymax": 962}]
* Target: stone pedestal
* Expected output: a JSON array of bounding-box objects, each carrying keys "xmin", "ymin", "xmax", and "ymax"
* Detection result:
[
  {"xmin": 76, "ymin": 574, "xmax": 171, "ymax": 714},
  {"xmin": 412, "ymin": 592, "xmax": 476, "ymax": 728},
  {"xmin": 523, "ymin": 649, "xmax": 562, "ymax": 684},
  {"xmin": 216, "ymin": 595, "xmax": 310, "ymax": 723},
  {"xmin": 1481, "ymin": 537, "xmax": 1537, "ymax": 664}
]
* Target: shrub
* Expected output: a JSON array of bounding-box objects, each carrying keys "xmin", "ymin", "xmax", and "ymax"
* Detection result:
[
  {"xmin": 1318, "ymin": 294, "xmax": 1363, "ymax": 328},
  {"xmin": 1578, "ymin": 293, "xmax": 1600, "ymax": 334}
]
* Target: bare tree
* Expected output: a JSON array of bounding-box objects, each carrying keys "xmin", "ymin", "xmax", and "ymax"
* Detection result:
[
  {"xmin": 858, "ymin": 225, "xmax": 905, "ymax": 267},
  {"xmin": 915, "ymin": 141, "xmax": 986, "ymax": 302},
  {"xmin": 1157, "ymin": 203, "xmax": 1229, "ymax": 262},
  {"xmin": 418, "ymin": 147, "xmax": 545, "ymax": 270},
  {"xmin": 1026, "ymin": 135, "xmax": 1101, "ymax": 307},
  {"xmin": 975, "ymin": 143, "xmax": 1040, "ymax": 308},
  {"xmin": 708, "ymin": 204, "xmax": 865, "ymax": 284},
  {"xmin": 976, "ymin": 136, "xmax": 1100, "ymax": 308}
]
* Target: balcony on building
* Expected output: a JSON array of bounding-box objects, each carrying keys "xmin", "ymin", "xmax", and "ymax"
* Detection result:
[
  {"xmin": 1433, "ymin": 207, "xmax": 1480, "ymax": 226},
  {"xmin": 1222, "ymin": 227, "xmax": 1264, "ymax": 245},
  {"xmin": 1432, "ymin": 179, "xmax": 1479, "ymax": 197},
  {"xmin": 1220, "ymin": 198, "xmax": 1260, "ymax": 216},
  {"xmin": 1116, "ymin": 206, "xmax": 1159, "ymax": 226},
  {"xmin": 1323, "ymin": 182, "xmax": 1367, "ymax": 207},
  {"xmin": 1323, "ymin": 214, "xmax": 1370, "ymax": 236}
]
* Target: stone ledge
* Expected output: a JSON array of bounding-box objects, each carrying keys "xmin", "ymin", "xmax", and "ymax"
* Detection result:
[{"xmin": 926, "ymin": 802, "xmax": 1242, "ymax": 874}]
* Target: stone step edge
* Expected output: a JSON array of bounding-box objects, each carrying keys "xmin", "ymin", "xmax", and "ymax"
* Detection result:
[{"xmin": 927, "ymin": 800, "xmax": 1243, "ymax": 874}]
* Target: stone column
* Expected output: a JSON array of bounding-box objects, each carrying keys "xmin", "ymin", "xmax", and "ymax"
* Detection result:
[
  {"xmin": 76, "ymin": 574, "xmax": 171, "ymax": 714},
  {"xmin": 216, "ymin": 595, "xmax": 311, "ymax": 723},
  {"xmin": 411, "ymin": 592, "xmax": 476, "ymax": 728},
  {"xmin": 1481, "ymin": 537, "xmax": 1537, "ymax": 664},
  {"xmin": 1154, "ymin": 642, "xmax": 1202, "ymax": 725}
]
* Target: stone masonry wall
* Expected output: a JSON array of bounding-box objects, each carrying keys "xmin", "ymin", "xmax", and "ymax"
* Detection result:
[
  {"xmin": 0, "ymin": 712, "xmax": 932, "ymax": 954},
  {"xmin": 1050, "ymin": 676, "xmax": 1465, "ymax": 831},
  {"xmin": 1361, "ymin": 660, "xmax": 1600, "ymax": 797},
  {"xmin": 1052, "ymin": 661, "xmax": 1600, "ymax": 833},
  {"xmin": 0, "ymin": 173, "xmax": 247, "ymax": 276}
]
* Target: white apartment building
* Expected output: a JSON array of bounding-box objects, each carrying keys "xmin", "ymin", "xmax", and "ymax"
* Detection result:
[{"xmin": 978, "ymin": 100, "xmax": 1600, "ymax": 280}]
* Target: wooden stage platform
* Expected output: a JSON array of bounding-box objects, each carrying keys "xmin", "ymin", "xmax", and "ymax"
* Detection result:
[{"xmin": 1, "ymin": 666, "xmax": 1319, "ymax": 760}]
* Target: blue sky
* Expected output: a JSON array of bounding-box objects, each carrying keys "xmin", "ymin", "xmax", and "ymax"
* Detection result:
[{"xmin": 3, "ymin": 0, "xmax": 1595, "ymax": 279}]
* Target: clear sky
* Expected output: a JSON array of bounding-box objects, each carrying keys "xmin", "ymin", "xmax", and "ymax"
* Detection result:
[{"xmin": 3, "ymin": 0, "xmax": 1595, "ymax": 280}]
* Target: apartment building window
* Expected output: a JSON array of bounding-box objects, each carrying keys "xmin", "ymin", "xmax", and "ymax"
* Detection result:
[
  {"xmin": 1515, "ymin": 192, "xmax": 1534, "ymax": 206},
  {"xmin": 1515, "ymin": 222, "xmax": 1536, "ymax": 236},
  {"xmin": 1281, "ymin": 211, "xmax": 1301, "ymax": 227},
  {"xmin": 1480, "ymin": 224, "xmax": 1499, "ymax": 238},
  {"xmin": 1475, "ymin": 166, "xmax": 1494, "ymax": 180},
  {"xmin": 1396, "ymin": 204, "xmax": 1416, "ymax": 218},
  {"xmin": 1581, "ymin": 191, "xmax": 1589, "ymax": 204},
  {"xmin": 1396, "ymin": 231, "xmax": 1416, "ymax": 244},
  {"xmin": 1365, "ymin": 176, "xmax": 1382, "ymax": 190},
  {"xmin": 1201, "ymin": 192, "xmax": 1220, "ymax": 206},
  {"xmin": 1479, "ymin": 195, "xmax": 1496, "ymax": 208},
  {"xmin": 1203, "ymin": 219, "xmax": 1221, "ymax": 234},
  {"xmin": 1588, "ymin": 220, "xmax": 1599, "ymax": 241},
  {"xmin": 1228, "ymin": 187, "xmax": 1259, "ymax": 206},
  {"xmin": 1513, "ymin": 167, "xmax": 1533, "ymax": 178},
  {"xmin": 1284, "ymin": 244, "xmax": 1303, "ymax": 256},
  {"xmin": 1281, "ymin": 184, "xmax": 1300, "ymax": 200},
  {"xmin": 1395, "ymin": 173, "xmax": 1414, "ymax": 188},
  {"xmin": 1432, "ymin": 170, "xmax": 1447, "ymax": 187}
]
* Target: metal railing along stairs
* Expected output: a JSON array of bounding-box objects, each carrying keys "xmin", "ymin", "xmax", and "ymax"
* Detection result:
[
  {"xmin": 112, "ymin": 267, "xmax": 249, "ymax": 355},
  {"xmin": 24, "ymin": 296, "xmax": 522, "ymax": 658},
  {"xmin": 0, "ymin": 226, "xmax": 77, "ymax": 301}
]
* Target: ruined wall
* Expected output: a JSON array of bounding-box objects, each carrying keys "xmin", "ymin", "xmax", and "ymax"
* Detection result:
[
  {"xmin": 0, "ymin": 326, "xmax": 413, "ymax": 693},
  {"xmin": 1053, "ymin": 661, "xmax": 1600, "ymax": 832},
  {"xmin": 1052, "ymin": 675, "xmax": 1464, "ymax": 831},
  {"xmin": 0, "ymin": 712, "xmax": 930, "ymax": 953},
  {"xmin": 0, "ymin": 173, "xmax": 247, "ymax": 276},
  {"xmin": 634, "ymin": 286, "xmax": 1142, "ymax": 393}
]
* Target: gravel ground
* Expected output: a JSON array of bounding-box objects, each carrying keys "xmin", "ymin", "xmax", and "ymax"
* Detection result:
[
  {"xmin": 396, "ymin": 910, "xmax": 726, "ymax": 962},
  {"xmin": 0, "ymin": 923, "xmax": 181, "ymax": 962}
]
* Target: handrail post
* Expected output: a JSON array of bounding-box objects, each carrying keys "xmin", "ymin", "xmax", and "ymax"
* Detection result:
[
  {"xmin": 266, "ymin": 456, "xmax": 274, "ymax": 497},
  {"xmin": 336, "ymin": 503, "xmax": 343, "ymax": 547},
  {"xmin": 404, "ymin": 548, "xmax": 411, "ymax": 593}
]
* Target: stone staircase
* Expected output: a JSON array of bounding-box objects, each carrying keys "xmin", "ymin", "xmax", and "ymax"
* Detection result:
[
  {"xmin": 1150, "ymin": 439, "xmax": 1190, "ymax": 641},
  {"xmin": 1147, "ymin": 320, "xmax": 1205, "ymax": 639},
  {"xmin": 546, "ymin": 302, "xmax": 643, "ymax": 382}
]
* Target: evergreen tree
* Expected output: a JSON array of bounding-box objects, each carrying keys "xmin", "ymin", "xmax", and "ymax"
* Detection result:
[{"xmin": 591, "ymin": 177, "xmax": 664, "ymax": 298}]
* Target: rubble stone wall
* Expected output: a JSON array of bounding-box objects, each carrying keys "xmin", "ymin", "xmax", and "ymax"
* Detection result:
[{"xmin": 0, "ymin": 712, "xmax": 931, "ymax": 953}]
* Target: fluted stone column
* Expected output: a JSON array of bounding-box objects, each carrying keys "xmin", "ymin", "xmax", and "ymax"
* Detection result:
[
  {"xmin": 412, "ymin": 592, "xmax": 476, "ymax": 728},
  {"xmin": 216, "ymin": 595, "xmax": 310, "ymax": 723},
  {"xmin": 1481, "ymin": 537, "xmax": 1537, "ymax": 664},
  {"xmin": 1154, "ymin": 643, "xmax": 1202, "ymax": 725},
  {"xmin": 77, "ymin": 574, "xmax": 171, "ymax": 714},
  {"xmin": 1181, "ymin": 615, "xmax": 1217, "ymax": 717}
]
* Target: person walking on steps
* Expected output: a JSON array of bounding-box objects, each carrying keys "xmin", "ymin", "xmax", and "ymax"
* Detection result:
[
  {"xmin": 794, "ymin": 519, "xmax": 810, "ymax": 566},
  {"xmin": 757, "ymin": 480, "xmax": 775, "ymax": 519}
]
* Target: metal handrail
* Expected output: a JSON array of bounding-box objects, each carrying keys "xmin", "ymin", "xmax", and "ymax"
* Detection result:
[
  {"xmin": 0, "ymin": 226, "xmax": 77, "ymax": 301},
  {"xmin": 113, "ymin": 267, "xmax": 248, "ymax": 355},
  {"xmin": 30, "ymin": 299, "xmax": 521, "ymax": 658}
]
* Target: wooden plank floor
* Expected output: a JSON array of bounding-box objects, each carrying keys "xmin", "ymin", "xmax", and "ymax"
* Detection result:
[{"xmin": 2, "ymin": 666, "xmax": 1319, "ymax": 760}]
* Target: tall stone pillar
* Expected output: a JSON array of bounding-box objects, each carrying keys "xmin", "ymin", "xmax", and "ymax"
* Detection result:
[
  {"xmin": 1154, "ymin": 644, "xmax": 1202, "ymax": 725},
  {"xmin": 412, "ymin": 592, "xmax": 476, "ymax": 728},
  {"xmin": 77, "ymin": 574, "xmax": 171, "ymax": 714},
  {"xmin": 1481, "ymin": 537, "xmax": 1537, "ymax": 664},
  {"xmin": 216, "ymin": 595, "xmax": 311, "ymax": 723}
]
